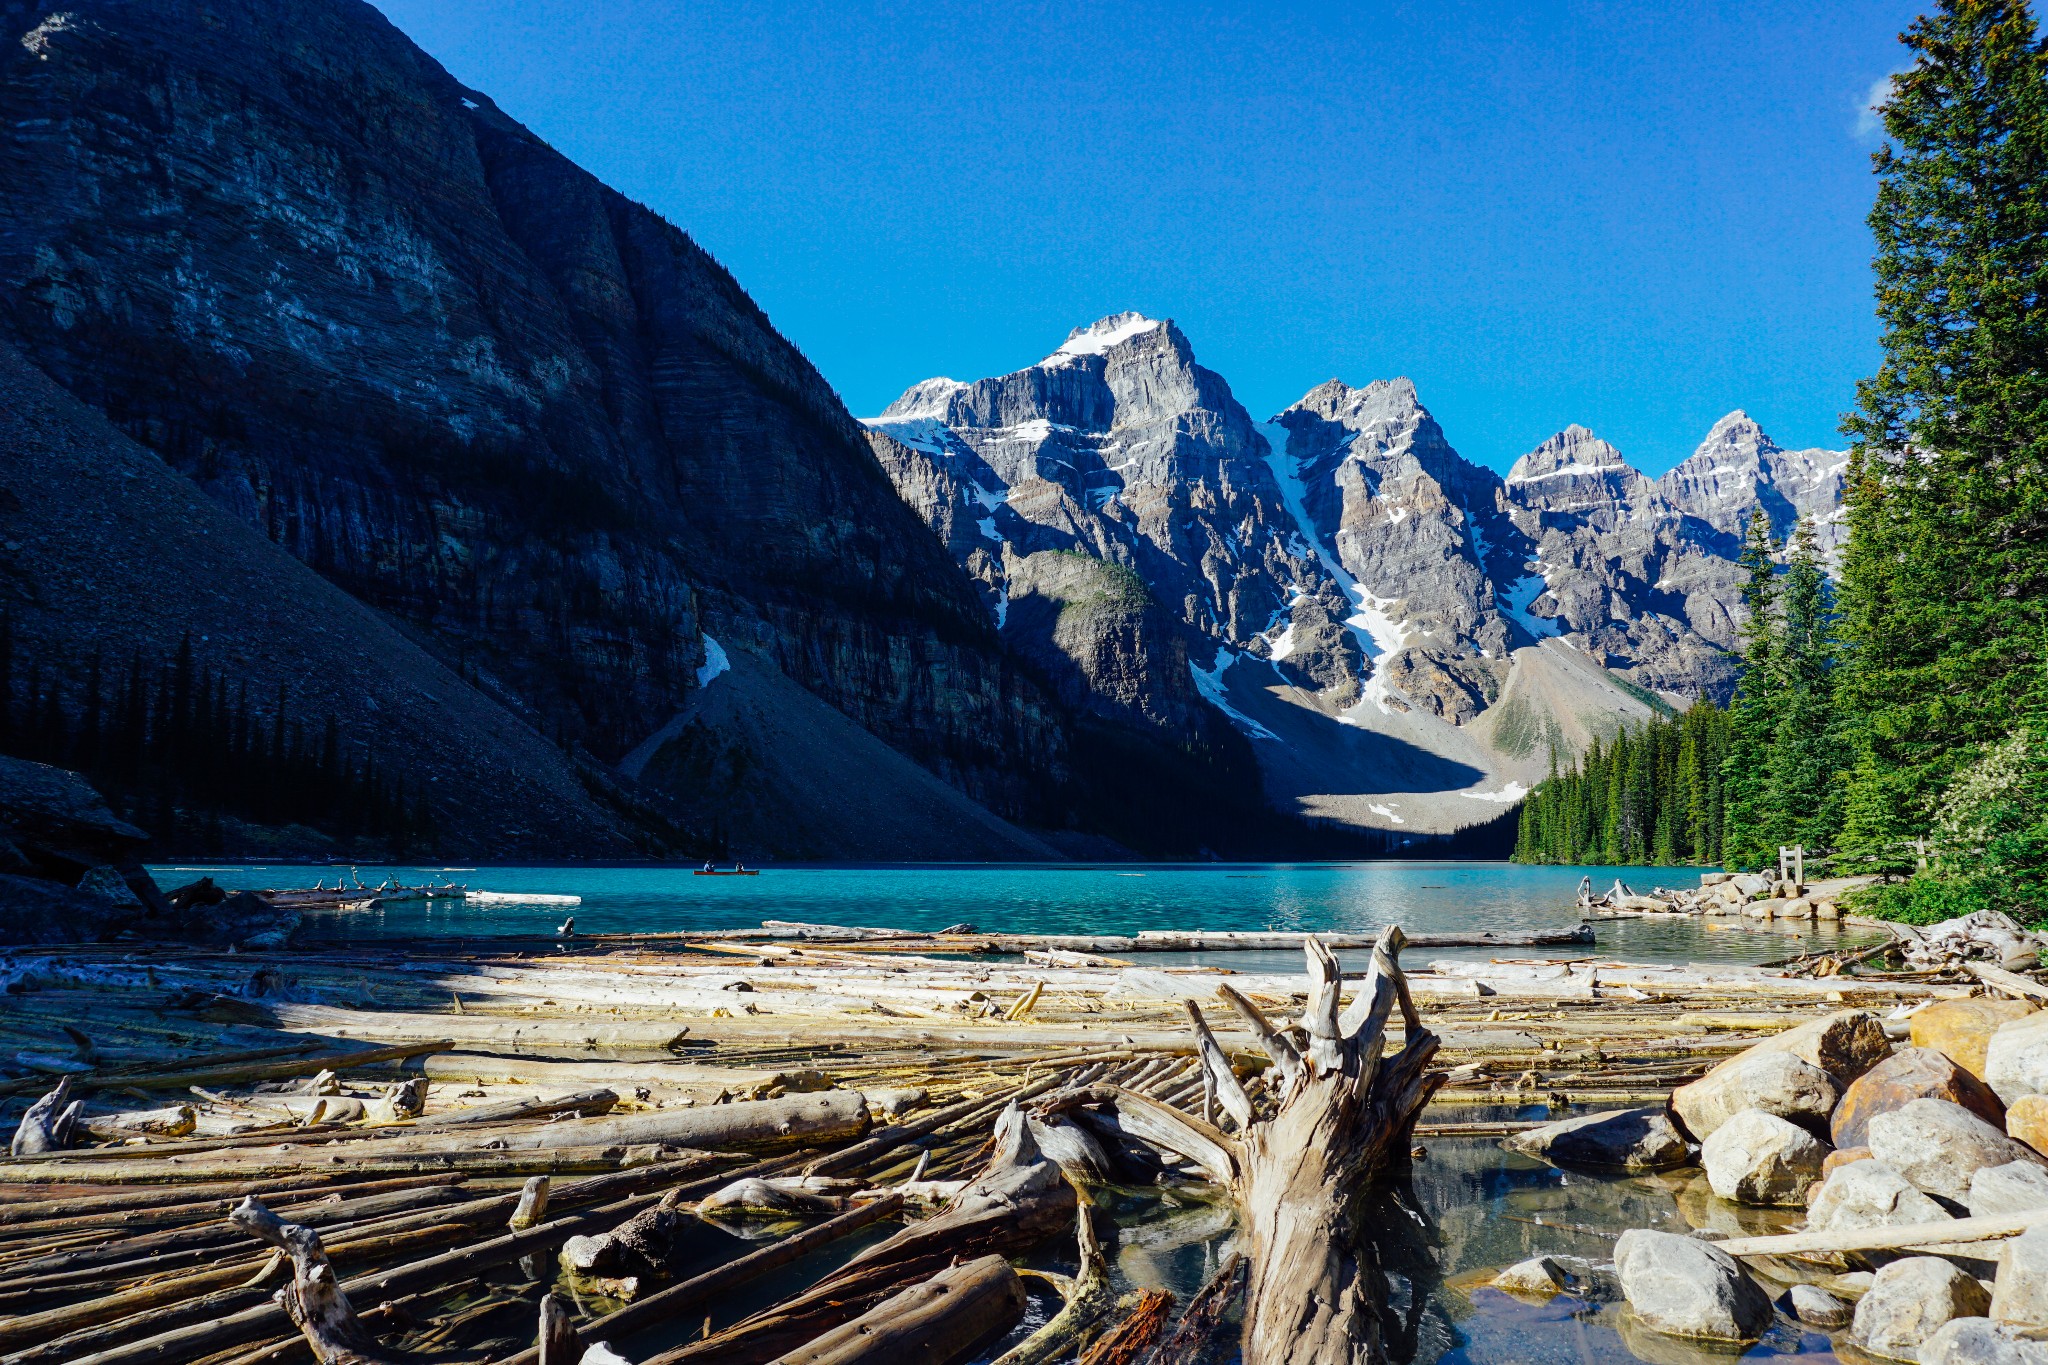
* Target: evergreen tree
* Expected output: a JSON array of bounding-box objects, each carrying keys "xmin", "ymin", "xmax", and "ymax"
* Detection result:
[
  {"xmin": 1512, "ymin": 703, "xmax": 1732, "ymax": 866},
  {"xmin": 1837, "ymin": 0, "xmax": 2048, "ymax": 873},
  {"xmin": 1764, "ymin": 520, "xmax": 1846, "ymax": 853},
  {"xmin": 1721, "ymin": 511, "xmax": 1784, "ymax": 870}
]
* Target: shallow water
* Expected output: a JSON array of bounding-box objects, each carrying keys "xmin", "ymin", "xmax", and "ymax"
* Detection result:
[
  {"xmin": 159, "ymin": 860, "xmax": 1865, "ymax": 1362},
  {"xmin": 159, "ymin": 860, "xmax": 1870, "ymax": 968}
]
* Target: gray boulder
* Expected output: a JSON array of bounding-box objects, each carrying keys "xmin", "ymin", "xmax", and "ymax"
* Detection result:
[
  {"xmin": 1921, "ymin": 1318, "xmax": 2048, "ymax": 1365},
  {"xmin": 1970, "ymin": 1162, "xmax": 2048, "ymax": 1218},
  {"xmin": 1987, "ymin": 1014, "xmax": 2048, "ymax": 1106},
  {"xmin": 1786, "ymin": 1283, "xmax": 1853, "ymax": 1328},
  {"xmin": 1870, "ymin": 1099, "xmax": 2048, "ymax": 1201},
  {"xmin": 0, "ymin": 754, "xmax": 146, "ymax": 858},
  {"xmin": 1672, "ymin": 1050, "xmax": 1838, "ymax": 1141},
  {"xmin": 1993, "ymin": 1225, "xmax": 2048, "ymax": 1328},
  {"xmin": 1613, "ymin": 1228, "xmax": 1774, "ymax": 1342},
  {"xmin": 0, "ymin": 872, "xmax": 132, "ymax": 945},
  {"xmin": 1701, "ymin": 1109, "xmax": 1830, "ymax": 1206},
  {"xmin": 1855, "ymin": 1257, "xmax": 1993, "ymax": 1361},
  {"xmin": 1809, "ymin": 1159, "xmax": 1955, "ymax": 1233},
  {"xmin": 1505, "ymin": 1106, "xmax": 1691, "ymax": 1172},
  {"xmin": 75, "ymin": 864, "xmax": 144, "ymax": 910},
  {"xmin": 1745, "ymin": 1009, "xmax": 1893, "ymax": 1086}
]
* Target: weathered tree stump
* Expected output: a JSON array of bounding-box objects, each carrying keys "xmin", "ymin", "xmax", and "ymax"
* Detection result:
[
  {"xmin": 10, "ymin": 1077, "xmax": 83, "ymax": 1155},
  {"xmin": 1040, "ymin": 927, "xmax": 1442, "ymax": 1365}
]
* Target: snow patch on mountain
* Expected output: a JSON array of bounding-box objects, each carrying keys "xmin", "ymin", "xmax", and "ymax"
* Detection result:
[
  {"xmin": 1048, "ymin": 312, "xmax": 1164, "ymax": 362},
  {"xmin": 696, "ymin": 636, "xmax": 731, "ymax": 688},
  {"xmin": 1499, "ymin": 571, "xmax": 1560, "ymax": 639},
  {"xmin": 1258, "ymin": 421, "xmax": 1405, "ymax": 663},
  {"xmin": 1190, "ymin": 648, "xmax": 1278, "ymax": 740}
]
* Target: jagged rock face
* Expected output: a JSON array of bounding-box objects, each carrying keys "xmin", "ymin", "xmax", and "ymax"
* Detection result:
[
  {"xmin": 877, "ymin": 315, "xmax": 1848, "ymax": 832},
  {"xmin": 0, "ymin": 0, "xmax": 1067, "ymax": 827},
  {"xmin": 868, "ymin": 314, "xmax": 1335, "ymax": 738},
  {"xmin": 1502, "ymin": 411, "xmax": 1849, "ymax": 700},
  {"xmin": 1263, "ymin": 378, "xmax": 1524, "ymax": 723},
  {"xmin": 1001, "ymin": 550, "xmax": 1211, "ymax": 736}
]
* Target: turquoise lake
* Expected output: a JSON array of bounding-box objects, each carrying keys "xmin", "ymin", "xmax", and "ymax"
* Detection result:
[
  {"xmin": 146, "ymin": 857, "xmax": 1868, "ymax": 1362},
  {"xmin": 157, "ymin": 860, "xmax": 1866, "ymax": 969}
]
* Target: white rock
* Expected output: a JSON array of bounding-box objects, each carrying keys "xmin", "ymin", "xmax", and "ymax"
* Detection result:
[
  {"xmin": 1613, "ymin": 1228, "xmax": 1773, "ymax": 1341},
  {"xmin": 1701, "ymin": 1109, "xmax": 1830, "ymax": 1206},
  {"xmin": 1786, "ymin": 1283, "xmax": 1853, "ymax": 1327},
  {"xmin": 1987, "ymin": 1014, "xmax": 2048, "ymax": 1106},
  {"xmin": 1920, "ymin": 1317, "xmax": 2048, "ymax": 1365},
  {"xmin": 1809, "ymin": 1159, "xmax": 1956, "ymax": 1233},
  {"xmin": 1970, "ymin": 1162, "xmax": 2048, "ymax": 1218},
  {"xmin": 1869, "ymin": 1099, "xmax": 2048, "ymax": 1201},
  {"xmin": 1505, "ymin": 1106, "xmax": 1692, "ymax": 1172},
  {"xmin": 1492, "ymin": 1256, "xmax": 1570, "ymax": 1297},
  {"xmin": 1854, "ymin": 1257, "xmax": 1993, "ymax": 1360},
  {"xmin": 1673, "ymin": 1050, "xmax": 1838, "ymax": 1141},
  {"xmin": 1993, "ymin": 1224, "xmax": 2048, "ymax": 1328}
]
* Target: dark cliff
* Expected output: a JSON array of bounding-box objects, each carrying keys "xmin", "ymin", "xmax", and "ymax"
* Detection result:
[{"xmin": 0, "ymin": 0, "xmax": 1070, "ymax": 848}]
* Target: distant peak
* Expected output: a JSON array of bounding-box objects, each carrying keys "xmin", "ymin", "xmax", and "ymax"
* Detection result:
[
  {"xmin": 872, "ymin": 376, "xmax": 966, "ymax": 423},
  {"xmin": 1047, "ymin": 312, "xmax": 1166, "ymax": 363},
  {"xmin": 1283, "ymin": 376, "xmax": 1424, "ymax": 425},
  {"xmin": 1683, "ymin": 409, "xmax": 1778, "ymax": 468},
  {"xmin": 1506, "ymin": 424, "xmax": 1639, "ymax": 486}
]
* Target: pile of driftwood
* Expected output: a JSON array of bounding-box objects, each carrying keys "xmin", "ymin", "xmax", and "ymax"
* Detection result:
[{"xmin": 0, "ymin": 920, "xmax": 2011, "ymax": 1365}]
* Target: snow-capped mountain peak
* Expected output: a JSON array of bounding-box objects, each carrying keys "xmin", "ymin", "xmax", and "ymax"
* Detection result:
[
  {"xmin": 875, "ymin": 377, "xmax": 969, "ymax": 424},
  {"xmin": 1505, "ymin": 425, "xmax": 1637, "ymax": 486},
  {"xmin": 1045, "ymin": 311, "xmax": 1166, "ymax": 364}
]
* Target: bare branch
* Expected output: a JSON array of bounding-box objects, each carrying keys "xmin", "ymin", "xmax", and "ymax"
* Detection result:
[
  {"xmin": 1180, "ymin": 1000, "xmax": 1254, "ymax": 1130},
  {"xmin": 1214, "ymin": 983, "xmax": 1303, "ymax": 1090},
  {"xmin": 1039, "ymin": 1084, "xmax": 1239, "ymax": 1185},
  {"xmin": 1301, "ymin": 937, "xmax": 1344, "ymax": 1073},
  {"xmin": 230, "ymin": 1196, "xmax": 399, "ymax": 1364}
]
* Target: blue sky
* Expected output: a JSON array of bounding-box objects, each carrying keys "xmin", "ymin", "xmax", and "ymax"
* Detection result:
[{"xmin": 373, "ymin": 1, "xmax": 1918, "ymax": 475}]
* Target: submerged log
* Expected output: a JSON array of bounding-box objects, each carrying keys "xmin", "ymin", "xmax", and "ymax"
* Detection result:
[
  {"xmin": 767, "ymin": 1255, "xmax": 1026, "ymax": 1365},
  {"xmin": 990, "ymin": 1198, "xmax": 1114, "ymax": 1365},
  {"xmin": 1136, "ymin": 1252, "xmax": 1244, "ymax": 1365},
  {"xmin": 1078, "ymin": 1290, "xmax": 1174, "ymax": 1365}
]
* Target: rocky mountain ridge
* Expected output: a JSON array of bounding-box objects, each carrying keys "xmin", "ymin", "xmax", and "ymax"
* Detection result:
[
  {"xmin": 869, "ymin": 314, "xmax": 1847, "ymax": 833},
  {"xmin": 0, "ymin": 0, "xmax": 1085, "ymax": 858}
]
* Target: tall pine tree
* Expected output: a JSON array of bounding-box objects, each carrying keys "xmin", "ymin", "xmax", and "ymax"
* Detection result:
[
  {"xmin": 1721, "ymin": 510, "xmax": 1784, "ymax": 871},
  {"xmin": 1837, "ymin": 0, "xmax": 2048, "ymax": 876},
  {"xmin": 1765, "ymin": 520, "xmax": 1845, "ymax": 854}
]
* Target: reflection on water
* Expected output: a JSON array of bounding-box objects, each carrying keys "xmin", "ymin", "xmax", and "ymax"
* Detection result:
[
  {"xmin": 162, "ymin": 861, "xmax": 1879, "ymax": 968},
  {"xmin": 969, "ymin": 1128, "xmax": 1841, "ymax": 1365}
]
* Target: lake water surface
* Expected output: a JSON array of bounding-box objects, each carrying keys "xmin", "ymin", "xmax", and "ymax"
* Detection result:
[
  {"xmin": 161, "ymin": 859, "xmax": 1858, "ymax": 1362},
  {"xmin": 161, "ymin": 860, "xmax": 1867, "ymax": 969}
]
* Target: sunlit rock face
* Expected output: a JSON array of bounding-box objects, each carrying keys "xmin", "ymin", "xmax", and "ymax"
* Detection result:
[{"xmin": 876, "ymin": 315, "xmax": 1846, "ymax": 832}]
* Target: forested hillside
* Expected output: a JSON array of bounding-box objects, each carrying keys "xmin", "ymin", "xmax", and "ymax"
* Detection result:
[{"xmin": 1516, "ymin": 0, "xmax": 2048, "ymax": 928}]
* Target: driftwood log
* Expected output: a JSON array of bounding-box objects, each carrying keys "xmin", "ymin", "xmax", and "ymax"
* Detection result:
[
  {"xmin": 767, "ymin": 1254, "xmax": 1026, "ymax": 1365},
  {"xmin": 747, "ymin": 922, "xmax": 1592, "ymax": 952},
  {"xmin": 10, "ymin": 1078, "xmax": 83, "ymax": 1155},
  {"xmin": 650, "ymin": 1105, "xmax": 1075, "ymax": 1365},
  {"xmin": 1041, "ymin": 926, "xmax": 1441, "ymax": 1365}
]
